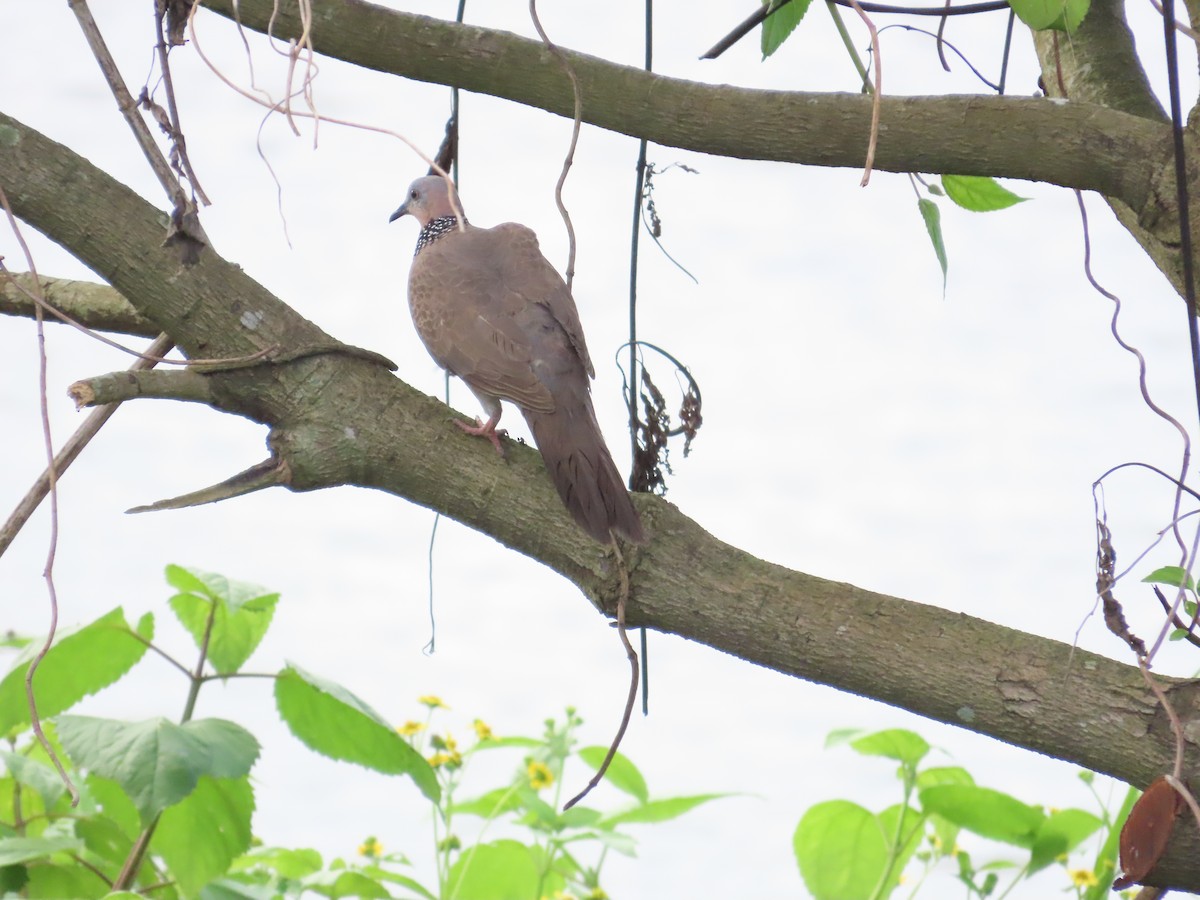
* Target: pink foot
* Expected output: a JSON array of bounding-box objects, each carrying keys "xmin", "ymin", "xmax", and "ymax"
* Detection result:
[{"xmin": 456, "ymin": 417, "xmax": 507, "ymax": 455}]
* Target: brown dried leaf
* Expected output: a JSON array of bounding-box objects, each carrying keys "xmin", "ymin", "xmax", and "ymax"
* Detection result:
[{"xmin": 1113, "ymin": 776, "xmax": 1183, "ymax": 890}]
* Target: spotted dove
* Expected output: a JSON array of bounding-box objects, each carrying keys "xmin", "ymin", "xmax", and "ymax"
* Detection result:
[{"xmin": 390, "ymin": 175, "xmax": 646, "ymax": 544}]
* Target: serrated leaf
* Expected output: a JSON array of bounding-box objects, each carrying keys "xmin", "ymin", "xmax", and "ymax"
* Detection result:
[
  {"xmin": 577, "ymin": 747, "xmax": 648, "ymax": 803},
  {"xmin": 57, "ymin": 716, "xmax": 259, "ymax": 823},
  {"xmin": 762, "ymin": 0, "xmax": 814, "ymax": 58},
  {"xmin": 916, "ymin": 766, "xmax": 974, "ymax": 789},
  {"xmin": 166, "ymin": 565, "xmax": 278, "ymax": 675},
  {"xmin": 153, "ymin": 776, "xmax": 254, "ymax": 896},
  {"xmin": 941, "ymin": 175, "xmax": 1027, "ymax": 212},
  {"xmin": 274, "ymin": 665, "xmax": 438, "ymax": 802},
  {"xmin": 920, "ymin": 785, "xmax": 1044, "ymax": 847},
  {"xmin": 1008, "ymin": 0, "xmax": 1089, "ymax": 30},
  {"xmin": 917, "ymin": 198, "xmax": 948, "ymax": 294},
  {"xmin": 1, "ymin": 752, "xmax": 66, "ymax": 809},
  {"xmin": 1142, "ymin": 566, "xmax": 1195, "ymax": 592},
  {"xmin": 794, "ymin": 800, "xmax": 889, "ymax": 900},
  {"xmin": 445, "ymin": 840, "xmax": 538, "ymax": 900},
  {"xmin": 600, "ymin": 793, "xmax": 726, "ymax": 826},
  {"xmin": 0, "ymin": 609, "xmax": 149, "ymax": 737},
  {"xmin": 0, "ymin": 834, "xmax": 83, "ymax": 866},
  {"xmin": 850, "ymin": 729, "xmax": 930, "ymax": 765}
]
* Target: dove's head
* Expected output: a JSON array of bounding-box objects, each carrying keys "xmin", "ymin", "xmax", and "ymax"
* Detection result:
[{"xmin": 389, "ymin": 175, "xmax": 462, "ymax": 226}]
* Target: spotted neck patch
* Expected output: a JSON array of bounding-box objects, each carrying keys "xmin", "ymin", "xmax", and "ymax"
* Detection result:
[{"xmin": 414, "ymin": 216, "xmax": 464, "ymax": 256}]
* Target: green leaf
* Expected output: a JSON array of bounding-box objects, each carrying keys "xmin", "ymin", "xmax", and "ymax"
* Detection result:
[
  {"xmin": 85, "ymin": 775, "xmax": 140, "ymax": 840},
  {"xmin": 445, "ymin": 840, "xmax": 539, "ymax": 900},
  {"xmin": 916, "ymin": 766, "xmax": 974, "ymax": 789},
  {"xmin": 166, "ymin": 565, "xmax": 278, "ymax": 675},
  {"xmin": 850, "ymin": 729, "xmax": 930, "ymax": 766},
  {"xmin": 0, "ymin": 608, "xmax": 149, "ymax": 737},
  {"xmin": 1086, "ymin": 785, "xmax": 1138, "ymax": 900},
  {"xmin": 761, "ymin": 0, "xmax": 814, "ymax": 58},
  {"xmin": 1142, "ymin": 566, "xmax": 1195, "ymax": 592},
  {"xmin": 824, "ymin": 728, "xmax": 863, "ymax": 748},
  {"xmin": 231, "ymin": 846, "xmax": 324, "ymax": 879},
  {"xmin": 300, "ymin": 869, "xmax": 392, "ymax": 899},
  {"xmin": 577, "ymin": 746, "xmax": 648, "ymax": 803},
  {"xmin": 1008, "ymin": 0, "xmax": 1089, "ymax": 31},
  {"xmin": 1, "ymin": 752, "xmax": 66, "ymax": 809},
  {"xmin": 452, "ymin": 787, "xmax": 523, "ymax": 818},
  {"xmin": 1029, "ymin": 808, "xmax": 1103, "ymax": 872},
  {"xmin": 27, "ymin": 862, "xmax": 109, "ymax": 898},
  {"xmin": 917, "ymin": 198, "xmax": 948, "ymax": 293},
  {"xmin": 601, "ymin": 793, "xmax": 726, "ymax": 827},
  {"xmin": 794, "ymin": 800, "xmax": 889, "ymax": 900},
  {"xmin": 920, "ymin": 785, "xmax": 1044, "ymax": 847},
  {"xmin": 941, "ymin": 175, "xmax": 1027, "ymax": 212},
  {"xmin": 274, "ymin": 665, "xmax": 439, "ymax": 802},
  {"xmin": 358, "ymin": 864, "xmax": 437, "ymax": 900},
  {"xmin": 0, "ymin": 834, "xmax": 83, "ymax": 866},
  {"xmin": 878, "ymin": 803, "xmax": 926, "ymax": 894},
  {"xmin": 57, "ymin": 716, "xmax": 259, "ymax": 823},
  {"xmin": 153, "ymin": 776, "xmax": 254, "ymax": 896}
]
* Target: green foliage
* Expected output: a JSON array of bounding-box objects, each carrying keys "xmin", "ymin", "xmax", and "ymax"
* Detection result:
[
  {"xmin": 1008, "ymin": 0, "xmax": 1090, "ymax": 32},
  {"xmin": 917, "ymin": 198, "xmax": 948, "ymax": 293},
  {"xmin": 275, "ymin": 665, "xmax": 439, "ymax": 801},
  {"xmin": 761, "ymin": 0, "xmax": 815, "ymax": 58},
  {"xmin": 0, "ymin": 607, "xmax": 152, "ymax": 737},
  {"xmin": 1142, "ymin": 565, "xmax": 1200, "ymax": 641},
  {"xmin": 0, "ymin": 565, "xmax": 721, "ymax": 898},
  {"xmin": 913, "ymin": 175, "xmax": 1027, "ymax": 294},
  {"xmin": 795, "ymin": 726, "xmax": 1120, "ymax": 900},
  {"xmin": 941, "ymin": 175, "xmax": 1027, "ymax": 212}
]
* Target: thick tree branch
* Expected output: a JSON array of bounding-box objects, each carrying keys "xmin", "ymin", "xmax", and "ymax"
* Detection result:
[
  {"xmin": 3, "ymin": 103, "xmax": 1200, "ymax": 888},
  {"xmin": 0, "ymin": 273, "xmax": 159, "ymax": 337},
  {"xmin": 199, "ymin": 0, "xmax": 1166, "ymax": 211}
]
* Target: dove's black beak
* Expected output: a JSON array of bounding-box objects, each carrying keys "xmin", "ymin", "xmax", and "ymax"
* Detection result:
[{"xmin": 388, "ymin": 203, "xmax": 407, "ymax": 223}]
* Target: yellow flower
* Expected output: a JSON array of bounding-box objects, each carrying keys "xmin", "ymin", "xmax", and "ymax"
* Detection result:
[
  {"xmin": 358, "ymin": 836, "xmax": 383, "ymax": 858},
  {"xmin": 418, "ymin": 695, "xmax": 447, "ymax": 709},
  {"xmin": 428, "ymin": 749, "xmax": 463, "ymax": 769},
  {"xmin": 1069, "ymin": 869, "xmax": 1099, "ymax": 889},
  {"xmin": 397, "ymin": 721, "xmax": 425, "ymax": 736},
  {"xmin": 584, "ymin": 889, "xmax": 608, "ymax": 900},
  {"xmin": 527, "ymin": 760, "xmax": 554, "ymax": 790},
  {"xmin": 473, "ymin": 719, "xmax": 494, "ymax": 740}
]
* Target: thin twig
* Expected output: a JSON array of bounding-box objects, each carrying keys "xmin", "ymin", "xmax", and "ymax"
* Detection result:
[
  {"xmin": 0, "ymin": 263, "xmax": 266, "ymax": 368},
  {"xmin": 152, "ymin": 1, "xmax": 211, "ymax": 204},
  {"xmin": 0, "ymin": 333, "xmax": 175, "ymax": 561},
  {"xmin": 189, "ymin": 6, "xmax": 466, "ymax": 227},
  {"xmin": 528, "ymin": 0, "xmax": 584, "ymax": 288},
  {"xmin": 849, "ymin": 0, "xmax": 883, "ymax": 184},
  {"xmin": 0, "ymin": 187, "xmax": 79, "ymax": 805},
  {"xmin": 563, "ymin": 543, "xmax": 639, "ymax": 810},
  {"xmin": 1147, "ymin": 0, "xmax": 1200, "ymax": 42},
  {"xmin": 935, "ymin": 0, "xmax": 953, "ymax": 70},
  {"xmin": 68, "ymin": 0, "xmax": 187, "ymax": 208}
]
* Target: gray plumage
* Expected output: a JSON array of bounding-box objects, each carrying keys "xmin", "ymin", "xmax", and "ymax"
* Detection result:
[{"xmin": 390, "ymin": 175, "xmax": 645, "ymax": 544}]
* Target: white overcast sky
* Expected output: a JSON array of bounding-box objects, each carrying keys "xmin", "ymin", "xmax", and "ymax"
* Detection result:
[{"xmin": 2, "ymin": 0, "xmax": 1199, "ymax": 896}]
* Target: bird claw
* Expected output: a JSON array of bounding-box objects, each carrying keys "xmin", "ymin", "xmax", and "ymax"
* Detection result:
[{"xmin": 456, "ymin": 417, "xmax": 507, "ymax": 456}]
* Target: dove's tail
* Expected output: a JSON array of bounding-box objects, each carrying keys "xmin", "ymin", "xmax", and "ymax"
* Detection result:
[{"xmin": 524, "ymin": 400, "xmax": 646, "ymax": 545}]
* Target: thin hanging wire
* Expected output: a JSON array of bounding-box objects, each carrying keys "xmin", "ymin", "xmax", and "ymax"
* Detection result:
[
  {"xmin": 424, "ymin": 0, "xmax": 468, "ymax": 656},
  {"xmin": 627, "ymin": 0, "xmax": 653, "ymax": 715}
]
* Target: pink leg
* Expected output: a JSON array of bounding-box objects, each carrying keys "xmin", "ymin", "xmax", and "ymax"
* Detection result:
[{"xmin": 456, "ymin": 412, "xmax": 507, "ymax": 455}]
